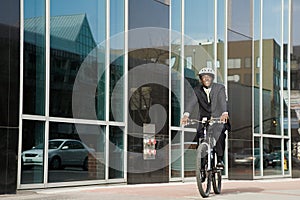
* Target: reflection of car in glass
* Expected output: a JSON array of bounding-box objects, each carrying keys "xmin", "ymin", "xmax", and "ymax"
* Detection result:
[
  {"xmin": 270, "ymin": 152, "xmax": 281, "ymax": 167},
  {"xmin": 22, "ymin": 139, "xmax": 95, "ymax": 170},
  {"xmin": 270, "ymin": 151, "xmax": 289, "ymax": 168},
  {"xmin": 233, "ymin": 148, "xmax": 272, "ymax": 168}
]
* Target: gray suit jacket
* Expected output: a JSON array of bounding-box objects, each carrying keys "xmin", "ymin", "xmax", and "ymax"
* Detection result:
[{"xmin": 185, "ymin": 82, "xmax": 227, "ymax": 119}]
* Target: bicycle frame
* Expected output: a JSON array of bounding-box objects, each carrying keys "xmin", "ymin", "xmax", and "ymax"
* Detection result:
[
  {"xmin": 203, "ymin": 127, "xmax": 213, "ymax": 172},
  {"xmin": 198, "ymin": 117, "xmax": 217, "ymax": 172},
  {"xmin": 184, "ymin": 117, "xmax": 224, "ymax": 198}
]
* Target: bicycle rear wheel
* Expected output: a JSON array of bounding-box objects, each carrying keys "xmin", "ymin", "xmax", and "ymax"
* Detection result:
[
  {"xmin": 212, "ymin": 170, "xmax": 222, "ymax": 194},
  {"xmin": 196, "ymin": 143, "xmax": 211, "ymax": 198}
]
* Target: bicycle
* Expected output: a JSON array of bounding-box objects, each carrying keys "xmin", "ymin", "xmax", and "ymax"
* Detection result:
[{"xmin": 185, "ymin": 117, "xmax": 225, "ymax": 198}]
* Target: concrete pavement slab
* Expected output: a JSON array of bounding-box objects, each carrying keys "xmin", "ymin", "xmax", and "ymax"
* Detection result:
[{"xmin": 1, "ymin": 178, "xmax": 300, "ymax": 200}]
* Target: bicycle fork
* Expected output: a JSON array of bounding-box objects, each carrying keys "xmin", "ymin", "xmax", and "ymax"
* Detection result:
[
  {"xmin": 202, "ymin": 127, "xmax": 212, "ymax": 172},
  {"xmin": 207, "ymin": 137, "xmax": 212, "ymax": 171}
]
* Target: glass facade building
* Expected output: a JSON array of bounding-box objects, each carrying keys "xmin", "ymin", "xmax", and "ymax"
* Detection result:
[{"xmin": 1, "ymin": 0, "xmax": 300, "ymax": 194}]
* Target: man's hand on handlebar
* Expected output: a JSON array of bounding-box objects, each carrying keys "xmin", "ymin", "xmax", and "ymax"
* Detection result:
[
  {"xmin": 181, "ymin": 115, "xmax": 189, "ymax": 125},
  {"xmin": 220, "ymin": 112, "xmax": 229, "ymax": 123}
]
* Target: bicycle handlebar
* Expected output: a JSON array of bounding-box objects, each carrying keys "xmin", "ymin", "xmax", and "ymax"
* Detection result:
[{"xmin": 184, "ymin": 117, "xmax": 225, "ymax": 126}]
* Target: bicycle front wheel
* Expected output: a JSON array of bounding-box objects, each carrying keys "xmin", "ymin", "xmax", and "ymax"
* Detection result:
[
  {"xmin": 196, "ymin": 143, "xmax": 211, "ymax": 198},
  {"xmin": 212, "ymin": 170, "xmax": 222, "ymax": 194}
]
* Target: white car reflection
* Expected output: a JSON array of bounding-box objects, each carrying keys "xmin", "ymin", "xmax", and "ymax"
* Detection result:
[
  {"xmin": 22, "ymin": 139, "xmax": 95, "ymax": 170},
  {"xmin": 233, "ymin": 148, "xmax": 272, "ymax": 168}
]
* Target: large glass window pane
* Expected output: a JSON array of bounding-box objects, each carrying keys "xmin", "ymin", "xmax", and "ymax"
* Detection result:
[
  {"xmin": 184, "ymin": 0, "xmax": 214, "ymax": 117},
  {"xmin": 217, "ymin": 0, "xmax": 225, "ymax": 84},
  {"xmin": 184, "ymin": 0, "xmax": 214, "ymax": 83},
  {"xmin": 171, "ymin": 0, "xmax": 181, "ymax": 33},
  {"xmin": 184, "ymin": 131, "xmax": 197, "ymax": 177},
  {"xmin": 23, "ymin": 0, "xmax": 45, "ymax": 115},
  {"xmin": 171, "ymin": 130, "xmax": 181, "ymax": 178},
  {"xmin": 283, "ymin": 0, "xmax": 289, "ymax": 136},
  {"xmin": 109, "ymin": 54, "xmax": 124, "ymax": 122},
  {"xmin": 129, "ymin": 0, "xmax": 169, "ymax": 29},
  {"xmin": 263, "ymin": 138, "xmax": 282, "ymax": 176},
  {"xmin": 291, "ymin": 0, "xmax": 300, "ymax": 179},
  {"xmin": 50, "ymin": 0, "xmax": 106, "ymax": 120},
  {"xmin": 227, "ymin": 0, "xmax": 253, "ymax": 179},
  {"xmin": 110, "ymin": 0, "xmax": 124, "ymax": 122},
  {"xmin": 109, "ymin": 126, "xmax": 124, "ymax": 179},
  {"xmin": 284, "ymin": 139, "xmax": 290, "ymax": 175},
  {"xmin": 254, "ymin": 137, "xmax": 261, "ymax": 176},
  {"xmin": 127, "ymin": 79, "xmax": 170, "ymax": 182},
  {"xmin": 262, "ymin": 0, "xmax": 282, "ymax": 135},
  {"xmin": 229, "ymin": 140, "xmax": 252, "ymax": 179},
  {"xmin": 253, "ymin": 0, "xmax": 261, "ymax": 133},
  {"xmin": 171, "ymin": 57, "xmax": 181, "ymax": 126},
  {"xmin": 48, "ymin": 123, "xmax": 105, "ymax": 182},
  {"xmin": 185, "ymin": 0, "xmax": 214, "ymax": 42},
  {"xmin": 171, "ymin": 0, "xmax": 181, "ymax": 127},
  {"xmin": 21, "ymin": 120, "xmax": 45, "ymax": 184},
  {"xmin": 127, "ymin": 0, "xmax": 170, "ymax": 184}
]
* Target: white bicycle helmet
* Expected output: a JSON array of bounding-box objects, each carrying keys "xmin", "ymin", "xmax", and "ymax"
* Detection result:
[{"xmin": 198, "ymin": 67, "xmax": 215, "ymax": 78}]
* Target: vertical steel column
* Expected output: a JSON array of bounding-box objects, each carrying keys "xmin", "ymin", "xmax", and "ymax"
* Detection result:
[
  {"xmin": 105, "ymin": 0, "xmax": 110, "ymax": 182},
  {"xmin": 44, "ymin": 0, "xmax": 50, "ymax": 187},
  {"xmin": 181, "ymin": 0, "xmax": 185, "ymax": 182},
  {"xmin": 124, "ymin": 0, "xmax": 128, "ymax": 181},
  {"xmin": 259, "ymin": 0, "xmax": 264, "ymax": 177},
  {"xmin": 17, "ymin": 0, "xmax": 24, "ymax": 188}
]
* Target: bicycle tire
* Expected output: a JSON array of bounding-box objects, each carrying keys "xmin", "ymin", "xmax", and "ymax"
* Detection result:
[
  {"xmin": 196, "ymin": 143, "xmax": 211, "ymax": 198},
  {"xmin": 212, "ymin": 170, "xmax": 222, "ymax": 194}
]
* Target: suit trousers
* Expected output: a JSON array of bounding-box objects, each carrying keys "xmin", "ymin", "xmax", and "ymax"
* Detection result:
[{"xmin": 197, "ymin": 124, "xmax": 227, "ymax": 157}]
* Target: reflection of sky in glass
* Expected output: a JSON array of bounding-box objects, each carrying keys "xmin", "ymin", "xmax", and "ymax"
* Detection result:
[
  {"xmin": 51, "ymin": 0, "xmax": 105, "ymax": 44},
  {"xmin": 171, "ymin": 0, "xmax": 181, "ymax": 32},
  {"xmin": 283, "ymin": 0, "xmax": 288, "ymax": 43},
  {"xmin": 229, "ymin": 0, "xmax": 251, "ymax": 38},
  {"xmin": 110, "ymin": 0, "xmax": 124, "ymax": 36},
  {"xmin": 23, "ymin": 0, "xmax": 300, "ymax": 45},
  {"xmin": 129, "ymin": 0, "xmax": 169, "ymax": 29},
  {"xmin": 293, "ymin": 0, "xmax": 300, "ymax": 45},
  {"xmin": 253, "ymin": 0, "xmax": 260, "ymax": 40},
  {"xmin": 217, "ymin": 0, "xmax": 225, "ymax": 41},
  {"xmin": 263, "ymin": 0, "xmax": 281, "ymax": 44},
  {"xmin": 185, "ymin": 0, "xmax": 214, "ymax": 42},
  {"xmin": 24, "ymin": 0, "xmax": 44, "ymax": 19}
]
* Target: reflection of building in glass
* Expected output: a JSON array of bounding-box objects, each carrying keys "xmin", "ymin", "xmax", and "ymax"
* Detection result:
[
  {"xmin": 291, "ymin": 46, "xmax": 300, "ymax": 90},
  {"xmin": 291, "ymin": 45, "xmax": 300, "ymax": 170},
  {"xmin": 291, "ymin": 45, "xmax": 300, "ymax": 120},
  {"xmin": 228, "ymin": 40, "xmax": 252, "ymax": 86},
  {"xmin": 24, "ymin": 14, "xmax": 99, "ymax": 117},
  {"xmin": 25, "ymin": 14, "xmax": 97, "ymax": 59},
  {"xmin": 227, "ymin": 39, "xmax": 288, "ymax": 134}
]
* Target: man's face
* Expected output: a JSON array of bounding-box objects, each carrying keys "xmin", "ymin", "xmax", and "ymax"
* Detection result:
[{"xmin": 200, "ymin": 74, "xmax": 213, "ymax": 87}]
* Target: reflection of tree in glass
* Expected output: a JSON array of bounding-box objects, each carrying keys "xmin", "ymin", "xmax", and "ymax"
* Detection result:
[{"xmin": 130, "ymin": 87, "xmax": 152, "ymax": 123}]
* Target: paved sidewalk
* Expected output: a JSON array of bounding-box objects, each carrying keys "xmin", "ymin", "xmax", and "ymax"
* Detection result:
[{"xmin": 1, "ymin": 178, "xmax": 300, "ymax": 200}]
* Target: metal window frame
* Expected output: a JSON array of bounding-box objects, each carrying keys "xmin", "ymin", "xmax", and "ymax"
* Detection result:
[
  {"xmin": 170, "ymin": 0, "xmax": 229, "ymax": 182},
  {"xmin": 253, "ymin": 0, "xmax": 292, "ymax": 179},
  {"xmin": 18, "ymin": 0, "xmax": 127, "ymax": 189}
]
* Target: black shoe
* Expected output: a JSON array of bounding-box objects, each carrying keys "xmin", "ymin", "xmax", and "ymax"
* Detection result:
[
  {"xmin": 216, "ymin": 161, "xmax": 224, "ymax": 169},
  {"xmin": 200, "ymin": 170, "xmax": 206, "ymax": 182}
]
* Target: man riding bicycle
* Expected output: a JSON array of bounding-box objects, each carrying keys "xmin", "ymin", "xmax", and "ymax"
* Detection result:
[{"xmin": 181, "ymin": 67, "xmax": 230, "ymax": 168}]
